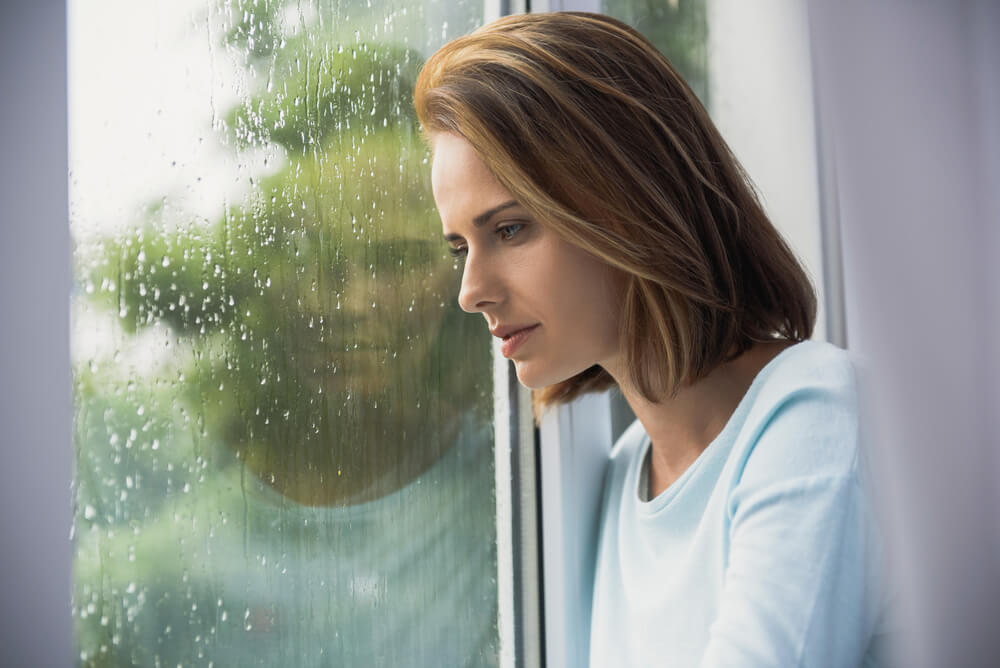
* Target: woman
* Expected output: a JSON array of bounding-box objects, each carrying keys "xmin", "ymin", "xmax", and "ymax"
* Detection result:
[{"xmin": 415, "ymin": 11, "xmax": 887, "ymax": 667}]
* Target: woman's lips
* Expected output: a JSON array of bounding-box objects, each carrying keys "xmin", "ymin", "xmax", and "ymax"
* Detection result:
[{"xmin": 499, "ymin": 324, "xmax": 540, "ymax": 358}]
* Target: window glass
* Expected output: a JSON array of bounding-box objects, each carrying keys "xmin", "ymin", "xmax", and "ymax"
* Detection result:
[
  {"xmin": 601, "ymin": 0, "xmax": 708, "ymax": 103},
  {"xmin": 70, "ymin": 1, "xmax": 498, "ymax": 665}
]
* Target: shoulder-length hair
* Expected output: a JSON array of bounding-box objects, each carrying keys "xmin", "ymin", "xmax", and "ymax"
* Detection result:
[{"xmin": 414, "ymin": 11, "xmax": 815, "ymax": 409}]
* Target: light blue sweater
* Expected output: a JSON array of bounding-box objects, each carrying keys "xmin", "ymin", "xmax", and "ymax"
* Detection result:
[{"xmin": 590, "ymin": 341, "xmax": 888, "ymax": 667}]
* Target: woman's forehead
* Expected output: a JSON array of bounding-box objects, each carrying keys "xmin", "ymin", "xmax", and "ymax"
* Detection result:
[
  {"xmin": 431, "ymin": 133, "xmax": 487, "ymax": 185},
  {"xmin": 431, "ymin": 133, "xmax": 513, "ymax": 217}
]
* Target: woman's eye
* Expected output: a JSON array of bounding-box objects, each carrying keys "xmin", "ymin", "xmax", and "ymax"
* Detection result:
[
  {"xmin": 448, "ymin": 246, "xmax": 468, "ymax": 258},
  {"xmin": 497, "ymin": 223, "xmax": 524, "ymax": 241}
]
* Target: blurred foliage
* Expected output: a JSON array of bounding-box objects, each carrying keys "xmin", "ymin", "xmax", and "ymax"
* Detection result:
[
  {"xmin": 80, "ymin": 2, "xmax": 488, "ymax": 510},
  {"xmin": 227, "ymin": 41, "xmax": 422, "ymax": 153},
  {"xmin": 73, "ymin": 0, "xmax": 493, "ymax": 665},
  {"xmin": 602, "ymin": 0, "xmax": 709, "ymax": 104}
]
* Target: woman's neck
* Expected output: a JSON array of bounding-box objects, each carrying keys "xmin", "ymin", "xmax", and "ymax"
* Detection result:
[{"xmin": 610, "ymin": 341, "xmax": 792, "ymax": 498}]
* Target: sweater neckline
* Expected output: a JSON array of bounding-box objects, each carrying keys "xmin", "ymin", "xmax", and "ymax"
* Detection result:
[{"xmin": 633, "ymin": 340, "xmax": 809, "ymax": 512}]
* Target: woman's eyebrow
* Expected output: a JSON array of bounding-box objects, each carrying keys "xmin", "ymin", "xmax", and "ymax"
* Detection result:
[
  {"xmin": 443, "ymin": 199, "xmax": 520, "ymax": 242},
  {"xmin": 473, "ymin": 200, "xmax": 519, "ymax": 226}
]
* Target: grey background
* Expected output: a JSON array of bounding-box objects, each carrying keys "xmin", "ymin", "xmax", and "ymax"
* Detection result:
[
  {"xmin": 808, "ymin": 1, "xmax": 1000, "ymax": 666},
  {"xmin": 0, "ymin": 1, "xmax": 74, "ymax": 666}
]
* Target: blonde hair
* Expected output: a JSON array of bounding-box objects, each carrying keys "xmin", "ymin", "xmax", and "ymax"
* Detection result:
[{"xmin": 414, "ymin": 12, "xmax": 815, "ymax": 409}]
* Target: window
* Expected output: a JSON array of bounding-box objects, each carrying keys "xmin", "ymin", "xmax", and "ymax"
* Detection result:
[{"xmin": 70, "ymin": 1, "xmax": 502, "ymax": 665}]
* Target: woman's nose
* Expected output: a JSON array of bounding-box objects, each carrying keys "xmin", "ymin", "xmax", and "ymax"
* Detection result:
[{"xmin": 457, "ymin": 251, "xmax": 501, "ymax": 313}]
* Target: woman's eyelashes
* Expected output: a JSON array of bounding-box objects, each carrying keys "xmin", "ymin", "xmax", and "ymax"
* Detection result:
[
  {"xmin": 496, "ymin": 222, "xmax": 525, "ymax": 241},
  {"xmin": 447, "ymin": 221, "xmax": 529, "ymax": 258}
]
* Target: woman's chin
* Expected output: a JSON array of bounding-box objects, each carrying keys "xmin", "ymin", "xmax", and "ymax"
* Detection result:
[
  {"xmin": 512, "ymin": 359, "xmax": 565, "ymax": 390},
  {"xmin": 512, "ymin": 359, "xmax": 541, "ymax": 389}
]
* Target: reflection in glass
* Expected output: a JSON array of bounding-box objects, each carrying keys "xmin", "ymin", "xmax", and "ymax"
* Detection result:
[
  {"xmin": 602, "ymin": 0, "xmax": 708, "ymax": 103},
  {"xmin": 70, "ymin": 1, "xmax": 497, "ymax": 665}
]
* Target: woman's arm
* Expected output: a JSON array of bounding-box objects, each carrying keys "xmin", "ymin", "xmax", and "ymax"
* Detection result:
[{"xmin": 701, "ymin": 386, "xmax": 886, "ymax": 667}]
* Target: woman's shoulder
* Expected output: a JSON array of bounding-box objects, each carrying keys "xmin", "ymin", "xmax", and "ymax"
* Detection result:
[
  {"xmin": 758, "ymin": 339, "xmax": 856, "ymax": 396},
  {"xmin": 733, "ymin": 339, "xmax": 863, "ymax": 484},
  {"xmin": 748, "ymin": 339, "xmax": 858, "ymax": 423}
]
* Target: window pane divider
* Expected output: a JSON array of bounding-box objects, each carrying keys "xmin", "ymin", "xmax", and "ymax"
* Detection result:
[{"xmin": 493, "ymin": 340, "xmax": 544, "ymax": 668}]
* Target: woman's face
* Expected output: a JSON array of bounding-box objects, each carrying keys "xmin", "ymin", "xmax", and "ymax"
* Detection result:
[{"xmin": 431, "ymin": 132, "xmax": 623, "ymax": 389}]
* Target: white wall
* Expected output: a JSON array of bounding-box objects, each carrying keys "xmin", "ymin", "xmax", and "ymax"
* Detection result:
[{"xmin": 707, "ymin": 0, "xmax": 829, "ymax": 341}]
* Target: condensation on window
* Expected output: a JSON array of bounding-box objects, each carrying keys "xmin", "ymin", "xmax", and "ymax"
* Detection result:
[{"xmin": 69, "ymin": 1, "xmax": 497, "ymax": 665}]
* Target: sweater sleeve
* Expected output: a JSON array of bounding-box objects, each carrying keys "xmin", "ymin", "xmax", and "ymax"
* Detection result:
[{"xmin": 699, "ymin": 381, "xmax": 884, "ymax": 668}]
